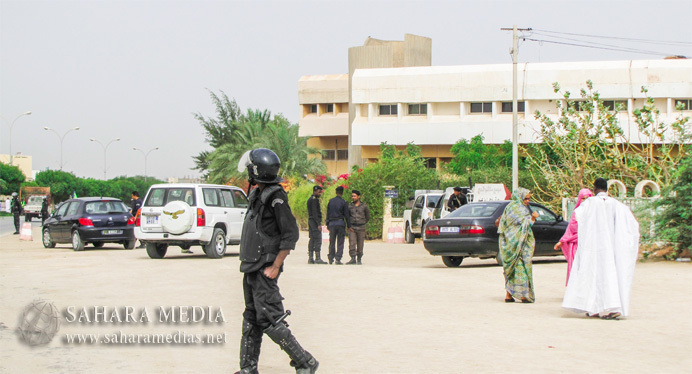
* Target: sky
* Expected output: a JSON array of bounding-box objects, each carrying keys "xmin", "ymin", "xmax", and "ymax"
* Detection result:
[{"xmin": 1, "ymin": 0, "xmax": 691, "ymax": 181}]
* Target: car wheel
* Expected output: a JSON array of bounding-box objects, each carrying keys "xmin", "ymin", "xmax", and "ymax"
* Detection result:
[
  {"xmin": 72, "ymin": 231, "xmax": 85, "ymax": 251},
  {"xmin": 146, "ymin": 243, "xmax": 168, "ymax": 259},
  {"xmin": 42, "ymin": 229, "xmax": 56, "ymax": 248},
  {"xmin": 442, "ymin": 256, "xmax": 464, "ymax": 267},
  {"xmin": 92, "ymin": 241, "xmax": 104, "ymax": 248},
  {"xmin": 204, "ymin": 228, "xmax": 226, "ymax": 259},
  {"xmin": 124, "ymin": 240, "xmax": 136, "ymax": 250},
  {"xmin": 405, "ymin": 223, "xmax": 415, "ymax": 244}
]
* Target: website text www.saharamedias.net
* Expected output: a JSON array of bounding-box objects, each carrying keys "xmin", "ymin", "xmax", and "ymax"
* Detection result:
[{"xmin": 62, "ymin": 330, "xmax": 226, "ymax": 345}]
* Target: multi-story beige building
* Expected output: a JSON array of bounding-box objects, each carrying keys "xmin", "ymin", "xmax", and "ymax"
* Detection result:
[{"xmin": 299, "ymin": 36, "xmax": 692, "ymax": 176}]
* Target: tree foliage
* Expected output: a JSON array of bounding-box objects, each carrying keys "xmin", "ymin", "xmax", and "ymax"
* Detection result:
[
  {"xmin": 525, "ymin": 81, "xmax": 690, "ymax": 209},
  {"xmin": 0, "ymin": 162, "xmax": 26, "ymax": 194},
  {"xmin": 651, "ymin": 153, "xmax": 692, "ymax": 258},
  {"xmin": 347, "ymin": 143, "xmax": 438, "ymax": 239},
  {"xmin": 34, "ymin": 170, "xmax": 163, "ymax": 204},
  {"xmin": 193, "ymin": 90, "xmax": 326, "ymax": 184},
  {"xmin": 447, "ymin": 135, "xmax": 514, "ymax": 173}
]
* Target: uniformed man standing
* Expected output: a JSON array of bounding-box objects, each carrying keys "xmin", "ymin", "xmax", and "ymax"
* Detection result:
[
  {"xmin": 307, "ymin": 185, "xmax": 327, "ymax": 264},
  {"xmin": 11, "ymin": 192, "xmax": 22, "ymax": 234},
  {"xmin": 447, "ymin": 187, "xmax": 468, "ymax": 212},
  {"xmin": 41, "ymin": 196, "xmax": 50, "ymax": 225},
  {"xmin": 235, "ymin": 148, "xmax": 319, "ymax": 374},
  {"xmin": 346, "ymin": 190, "xmax": 370, "ymax": 265},
  {"xmin": 326, "ymin": 186, "xmax": 349, "ymax": 265}
]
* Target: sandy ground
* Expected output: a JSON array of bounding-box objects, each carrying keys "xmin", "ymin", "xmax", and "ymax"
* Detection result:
[{"xmin": 0, "ymin": 226, "xmax": 690, "ymax": 374}]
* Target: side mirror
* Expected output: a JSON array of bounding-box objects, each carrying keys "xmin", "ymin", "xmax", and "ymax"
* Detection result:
[{"xmin": 556, "ymin": 216, "xmax": 564, "ymax": 223}]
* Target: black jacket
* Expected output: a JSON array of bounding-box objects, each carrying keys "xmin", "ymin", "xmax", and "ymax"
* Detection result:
[
  {"xmin": 326, "ymin": 195, "xmax": 350, "ymax": 227},
  {"xmin": 307, "ymin": 194, "xmax": 322, "ymax": 230}
]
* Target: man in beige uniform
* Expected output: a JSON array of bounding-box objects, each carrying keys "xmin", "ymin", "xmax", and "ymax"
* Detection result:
[{"xmin": 347, "ymin": 190, "xmax": 370, "ymax": 265}]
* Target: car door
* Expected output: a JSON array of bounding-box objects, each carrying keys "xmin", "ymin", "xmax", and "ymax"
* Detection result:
[
  {"xmin": 201, "ymin": 188, "xmax": 222, "ymax": 229},
  {"xmin": 230, "ymin": 189, "xmax": 248, "ymax": 242},
  {"xmin": 530, "ymin": 204, "xmax": 565, "ymax": 255},
  {"xmin": 48, "ymin": 202, "xmax": 70, "ymax": 241},
  {"xmin": 411, "ymin": 195, "xmax": 424, "ymax": 231},
  {"xmin": 219, "ymin": 188, "xmax": 244, "ymax": 242},
  {"xmin": 63, "ymin": 201, "xmax": 82, "ymax": 238}
]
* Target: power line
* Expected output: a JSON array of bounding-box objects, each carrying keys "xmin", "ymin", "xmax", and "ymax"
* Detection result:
[
  {"xmin": 531, "ymin": 28, "xmax": 692, "ymax": 46},
  {"xmin": 529, "ymin": 32, "xmax": 685, "ymax": 55},
  {"xmin": 523, "ymin": 38, "xmax": 678, "ymax": 57}
]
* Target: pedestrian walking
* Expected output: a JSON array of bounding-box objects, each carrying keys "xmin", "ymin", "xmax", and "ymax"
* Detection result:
[
  {"xmin": 562, "ymin": 178, "xmax": 639, "ymax": 320},
  {"xmin": 11, "ymin": 192, "xmax": 22, "ymax": 234},
  {"xmin": 235, "ymin": 148, "xmax": 319, "ymax": 374},
  {"xmin": 307, "ymin": 185, "xmax": 327, "ymax": 264},
  {"xmin": 41, "ymin": 196, "xmax": 50, "ymax": 225},
  {"xmin": 347, "ymin": 190, "xmax": 370, "ymax": 265},
  {"xmin": 326, "ymin": 186, "xmax": 349, "ymax": 265},
  {"xmin": 553, "ymin": 188, "xmax": 593, "ymax": 285},
  {"xmin": 497, "ymin": 188, "xmax": 539, "ymax": 303}
]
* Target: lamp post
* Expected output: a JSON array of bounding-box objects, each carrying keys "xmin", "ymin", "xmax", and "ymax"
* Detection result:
[
  {"xmin": 132, "ymin": 147, "xmax": 159, "ymax": 182},
  {"xmin": 90, "ymin": 137, "xmax": 121, "ymax": 179},
  {"xmin": 44, "ymin": 126, "xmax": 80, "ymax": 170},
  {"xmin": 6, "ymin": 111, "xmax": 32, "ymax": 165}
]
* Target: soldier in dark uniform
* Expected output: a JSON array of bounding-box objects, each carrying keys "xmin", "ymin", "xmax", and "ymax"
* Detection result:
[
  {"xmin": 235, "ymin": 148, "xmax": 319, "ymax": 374},
  {"xmin": 41, "ymin": 196, "xmax": 50, "ymax": 225},
  {"xmin": 447, "ymin": 187, "xmax": 468, "ymax": 212},
  {"xmin": 307, "ymin": 185, "xmax": 327, "ymax": 264},
  {"xmin": 11, "ymin": 192, "xmax": 22, "ymax": 234}
]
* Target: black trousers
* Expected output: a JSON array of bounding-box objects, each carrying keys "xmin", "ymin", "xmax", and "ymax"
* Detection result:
[
  {"xmin": 308, "ymin": 227, "xmax": 322, "ymax": 254},
  {"xmin": 242, "ymin": 269, "xmax": 285, "ymax": 330},
  {"xmin": 328, "ymin": 225, "xmax": 345, "ymax": 261},
  {"xmin": 13, "ymin": 213, "xmax": 20, "ymax": 232}
]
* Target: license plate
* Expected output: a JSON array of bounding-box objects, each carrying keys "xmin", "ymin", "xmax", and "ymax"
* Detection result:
[
  {"xmin": 103, "ymin": 229, "xmax": 123, "ymax": 235},
  {"xmin": 440, "ymin": 226, "xmax": 459, "ymax": 233},
  {"xmin": 146, "ymin": 216, "xmax": 158, "ymax": 225}
]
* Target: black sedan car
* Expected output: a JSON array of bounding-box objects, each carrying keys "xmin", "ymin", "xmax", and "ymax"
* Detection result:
[
  {"xmin": 42, "ymin": 197, "xmax": 136, "ymax": 251},
  {"xmin": 423, "ymin": 201, "xmax": 567, "ymax": 267}
]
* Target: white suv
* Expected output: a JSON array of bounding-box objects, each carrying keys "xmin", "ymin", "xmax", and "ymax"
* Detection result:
[{"xmin": 135, "ymin": 183, "xmax": 248, "ymax": 259}]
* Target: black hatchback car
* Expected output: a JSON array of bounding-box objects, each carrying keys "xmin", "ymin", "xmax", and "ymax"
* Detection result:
[
  {"xmin": 423, "ymin": 201, "xmax": 567, "ymax": 267},
  {"xmin": 42, "ymin": 197, "xmax": 136, "ymax": 251}
]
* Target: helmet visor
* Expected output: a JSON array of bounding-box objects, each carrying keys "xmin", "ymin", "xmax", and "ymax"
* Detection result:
[{"xmin": 237, "ymin": 150, "xmax": 252, "ymax": 173}]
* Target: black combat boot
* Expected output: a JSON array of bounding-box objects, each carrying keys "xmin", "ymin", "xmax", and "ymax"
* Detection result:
[
  {"xmin": 345, "ymin": 258, "xmax": 357, "ymax": 265},
  {"xmin": 264, "ymin": 322, "xmax": 319, "ymax": 373},
  {"xmin": 236, "ymin": 319, "xmax": 263, "ymax": 374},
  {"xmin": 313, "ymin": 251, "xmax": 327, "ymax": 264},
  {"xmin": 357, "ymin": 255, "xmax": 362, "ymax": 265},
  {"xmin": 308, "ymin": 250, "xmax": 315, "ymax": 264}
]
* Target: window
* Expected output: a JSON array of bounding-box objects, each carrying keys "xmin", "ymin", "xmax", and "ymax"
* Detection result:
[
  {"xmin": 233, "ymin": 190, "xmax": 249, "ymax": 209},
  {"xmin": 470, "ymin": 102, "xmax": 492, "ymax": 113},
  {"xmin": 414, "ymin": 196, "xmax": 424, "ymax": 209},
  {"xmin": 337, "ymin": 149, "xmax": 348, "ymax": 160},
  {"xmin": 424, "ymin": 157, "xmax": 437, "ymax": 169},
  {"xmin": 56, "ymin": 202, "xmax": 70, "ymax": 217},
  {"xmin": 529, "ymin": 204, "xmax": 557, "ymax": 222},
  {"xmin": 309, "ymin": 104, "xmax": 317, "ymax": 113},
  {"xmin": 501, "ymin": 101, "xmax": 525, "ymax": 113},
  {"xmin": 408, "ymin": 103, "xmax": 427, "ymax": 115},
  {"xmin": 379, "ymin": 104, "xmax": 398, "ymax": 116},
  {"xmin": 449, "ymin": 203, "xmax": 501, "ymax": 218},
  {"xmin": 145, "ymin": 188, "xmax": 196, "ymax": 207},
  {"xmin": 66, "ymin": 201, "xmax": 80, "ymax": 216},
  {"xmin": 219, "ymin": 189, "xmax": 235, "ymax": 208},
  {"xmin": 603, "ymin": 100, "xmax": 628, "ymax": 111},
  {"xmin": 203, "ymin": 188, "xmax": 220, "ymax": 206},
  {"xmin": 322, "ymin": 150, "xmax": 336, "ymax": 160},
  {"xmin": 85, "ymin": 201, "xmax": 127, "ymax": 214},
  {"xmin": 675, "ymin": 99, "xmax": 691, "ymax": 110},
  {"xmin": 325, "ymin": 104, "xmax": 334, "ymax": 113},
  {"xmin": 570, "ymin": 100, "xmax": 589, "ymax": 112}
]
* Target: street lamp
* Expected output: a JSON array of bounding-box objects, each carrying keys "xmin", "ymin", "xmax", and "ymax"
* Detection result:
[
  {"xmin": 6, "ymin": 111, "xmax": 32, "ymax": 165},
  {"xmin": 90, "ymin": 137, "xmax": 121, "ymax": 179},
  {"xmin": 44, "ymin": 126, "xmax": 80, "ymax": 170},
  {"xmin": 132, "ymin": 147, "xmax": 159, "ymax": 182}
]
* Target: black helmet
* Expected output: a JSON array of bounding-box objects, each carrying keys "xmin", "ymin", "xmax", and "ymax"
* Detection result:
[{"xmin": 237, "ymin": 148, "xmax": 283, "ymax": 184}]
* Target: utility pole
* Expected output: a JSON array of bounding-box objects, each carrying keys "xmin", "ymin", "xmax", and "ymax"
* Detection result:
[{"xmin": 501, "ymin": 25, "xmax": 531, "ymax": 192}]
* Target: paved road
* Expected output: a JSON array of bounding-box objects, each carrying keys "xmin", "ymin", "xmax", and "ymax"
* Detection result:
[
  {"xmin": 0, "ymin": 227, "xmax": 690, "ymax": 373},
  {"xmin": 0, "ymin": 216, "xmax": 42, "ymax": 237}
]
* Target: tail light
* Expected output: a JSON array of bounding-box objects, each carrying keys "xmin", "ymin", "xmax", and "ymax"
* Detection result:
[
  {"xmin": 78, "ymin": 218, "xmax": 94, "ymax": 226},
  {"xmin": 425, "ymin": 225, "xmax": 439, "ymax": 236},
  {"xmin": 128, "ymin": 216, "xmax": 136, "ymax": 225},
  {"xmin": 197, "ymin": 208, "xmax": 206, "ymax": 226},
  {"xmin": 460, "ymin": 225, "xmax": 485, "ymax": 234}
]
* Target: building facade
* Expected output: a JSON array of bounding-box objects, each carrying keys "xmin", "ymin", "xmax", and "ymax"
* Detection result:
[{"xmin": 299, "ymin": 35, "xmax": 692, "ymax": 175}]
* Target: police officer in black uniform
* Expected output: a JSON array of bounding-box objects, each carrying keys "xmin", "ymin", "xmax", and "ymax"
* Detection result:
[
  {"xmin": 447, "ymin": 187, "xmax": 468, "ymax": 212},
  {"xmin": 235, "ymin": 148, "xmax": 319, "ymax": 374},
  {"xmin": 307, "ymin": 185, "xmax": 327, "ymax": 264},
  {"xmin": 11, "ymin": 192, "xmax": 22, "ymax": 234},
  {"xmin": 41, "ymin": 196, "xmax": 50, "ymax": 225}
]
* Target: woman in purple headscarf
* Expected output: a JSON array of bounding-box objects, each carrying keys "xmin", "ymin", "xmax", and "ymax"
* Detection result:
[{"xmin": 554, "ymin": 188, "xmax": 593, "ymax": 285}]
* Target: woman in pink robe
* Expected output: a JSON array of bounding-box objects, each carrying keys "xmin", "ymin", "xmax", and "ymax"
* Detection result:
[{"xmin": 554, "ymin": 188, "xmax": 593, "ymax": 285}]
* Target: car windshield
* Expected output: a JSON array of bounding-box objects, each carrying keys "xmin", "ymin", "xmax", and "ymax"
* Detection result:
[
  {"xmin": 85, "ymin": 201, "xmax": 128, "ymax": 214},
  {"xmin": 446, "ymin": 203, "xmax": 501, "ymax": 218},
  {"xmin": 28, "ymin": 196, "xmax": 44, "ymax": 204}
]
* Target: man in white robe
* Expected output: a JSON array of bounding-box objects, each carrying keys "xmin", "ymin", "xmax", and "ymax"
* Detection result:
[{"xmin": 562, "ymin": 178, "xmax": 640, "ymax": 319}]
